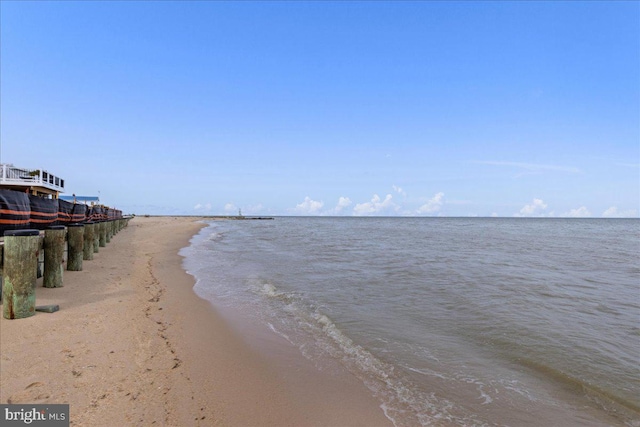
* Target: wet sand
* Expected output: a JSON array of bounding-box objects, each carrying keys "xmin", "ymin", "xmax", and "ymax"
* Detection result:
[{"xmin": 0, "ymin": 216, "xmax": 390, "ymax": 426}]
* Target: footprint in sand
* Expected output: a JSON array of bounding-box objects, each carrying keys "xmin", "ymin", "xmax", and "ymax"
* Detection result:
[{"xmin": 7, "ymin": 382, "xmax": 50, "ymax": 404}]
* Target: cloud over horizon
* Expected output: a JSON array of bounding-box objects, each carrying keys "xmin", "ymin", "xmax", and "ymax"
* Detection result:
[
  {"xmin": 602, "ymin": 206, "xmax": 639, "ymax": 218},
  {"xmin": 417, "ymin": 192, "xmax": 445, "ymax": 215},
  {"xmin": 281, "ymin": 192, "xmax": 638, "ymax": 218},
  {"xmin": 392, "ymin": 185, "xmax": 407, "ymax": 197},
  {"xmin": 562, "ymin": 206, "xmax": 591, "ymax": 218},
  {"xmin": 334, "ymin": 196, "xmax": 352, "ymax": 215},
  {"xmin": 353, "ymin": 194, "xmax": 396, "ymax": 216},
  {"xmin": 515, "ymin": 198, "xmax": 549, "ymax": 217},
  {"xmin": 293, "ymin": 196, "xmax": 324, "ymax": 215}
]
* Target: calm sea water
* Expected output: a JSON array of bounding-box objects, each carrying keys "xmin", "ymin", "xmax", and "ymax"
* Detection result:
[{"xmin": 181, "ymin": 217, "xmax": 640, "ymax": 427}]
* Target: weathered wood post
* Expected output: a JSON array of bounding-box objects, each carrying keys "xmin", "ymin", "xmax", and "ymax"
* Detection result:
[
  {"xmin": 93, "ymin": 222, "xmax": 100, "ymax": 253},
  {"xmin": 105, "ymin": 220, "xmax": 112, "ymax": 243},
  {"xmin": 67, "ymin": 224, "xmax": 84, "ymax": 271},
  {"xmin": 83, "ymin": 222, "xmax": 95, "ymax": 260},
  {"xmin": 36, "ymin": 247, "xmax": 44, "ymax": 279},
  {"xmin": 44, "ymin": 225, "xmax": 66, "ymax": 288},
  {"xmin": 3, "ymin": 229, "xmax": 40, "ymax": 319},
  {"xmin": 0, "ymin": 245, "xmax": 3, "ymax": 303},
  {"xmin": 99, "ymin": 221, "xmax": 107, "ymax": 247}
]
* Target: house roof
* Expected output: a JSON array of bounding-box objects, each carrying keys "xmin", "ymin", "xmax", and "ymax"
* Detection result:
[{"xmin": 59, "ymin": 195, "xmax": 100, "ymax": 203}]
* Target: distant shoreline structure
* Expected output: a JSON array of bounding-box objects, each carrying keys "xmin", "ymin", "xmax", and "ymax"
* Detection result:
[
  {"xmin": 141, "ymin": 215, "xmax": 638, "ymax": 220},
  {"xmin": 143, "ymin": 214, "xmax": 274, "ymax": 220}
]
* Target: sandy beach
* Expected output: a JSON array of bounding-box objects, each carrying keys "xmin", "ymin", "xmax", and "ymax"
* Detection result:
[{"xmin": 0, "ymin": 217, "xmax": 390, "ymax": 426}]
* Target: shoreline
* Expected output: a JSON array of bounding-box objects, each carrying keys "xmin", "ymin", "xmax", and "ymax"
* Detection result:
[{"xmin": 0, "ymin": 216, "xmax": 390, "ymax": 426}]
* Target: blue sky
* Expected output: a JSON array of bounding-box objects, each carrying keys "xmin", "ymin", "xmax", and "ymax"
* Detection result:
[{"xmin": 1, "ymin": 1, "xmax": 638, "ymax": 217}]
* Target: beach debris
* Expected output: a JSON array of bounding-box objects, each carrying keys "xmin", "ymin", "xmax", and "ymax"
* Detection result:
[{"xmin": 35, "ymin": 304, "xmax": 59, "ymax": 313}]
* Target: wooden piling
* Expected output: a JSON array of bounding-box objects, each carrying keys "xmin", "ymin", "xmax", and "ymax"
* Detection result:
[
  {"xmin": 44, "ymin": 225, "xmax": 66, "ymax": 288},
  {"xmin": 105, "ymin": 221, "xmax": 112, "ymax": 243},
  {"xmin": 3, "ymin": 229, "xmax": 40, "ymax": 319},
  {"xmin": 0, "ymin": 245, "xmax": 3, "ymax": 303},
  {"xmin": 93, "ymin": 222, "xmax": 100, "ymax": 253},
  {"xmin": 67, "ymin": 224, "xmax": 84, "ymax": 271},
  {"xmin": 36, "ymin": 246, "xmax": 44, "ymax": 279},
  {"xmin": 83, "ymin": 222, "xmax": 95, "ymax": 260},
  {"xmin": 99, "ymin": 221, "xmax": 107, "ymax": 247}
]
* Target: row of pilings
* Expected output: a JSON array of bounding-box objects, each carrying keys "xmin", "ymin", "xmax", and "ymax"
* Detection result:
[{"xmin": 0, "ymin": 217, "xmax": 132, "ymax": 319}]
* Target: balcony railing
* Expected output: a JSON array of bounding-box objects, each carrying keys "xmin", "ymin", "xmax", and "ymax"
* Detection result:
[{"xmin": 0, "ymin": 164, "xmax": 65, "ymax": 192}]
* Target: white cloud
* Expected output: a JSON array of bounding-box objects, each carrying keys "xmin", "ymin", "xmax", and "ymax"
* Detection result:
[
  {"xmin": 417, "ymin": 192, "xmax": 444, "ymax": 215},
  {"xmin": 392, "ymin": 185, "xmax": 407, "ymax": 197},
  {"xmin": 294, "ymin": 197, "xmax": 324, "ymax": 215},
  {"xmin": 602, "ymin": 206, "xmax": 639, "ymax": 218},
  {"xmin": 224, "ymin": 203, "xmax": 238, "ymax": 213},
  {"xmin": 353, "ymin": 194, "xmax": 395, "ymax": 216},
  {"xmin": 334, "ymin": 196, "xmax": 352, "ymax": 214},
  {"xmin": 562, "ymin": 206, "xmax": 591, "ymax": 218},
  {"xmin": 194, "ymin": 203, "xmax": 212, "ymax": 211},
  {"xmin": 337, "ymin": 196, "xmax": 352, "ymax": 208},
  {"xmin": 515, "ymin": 198, "xmax": 548, "ymax": 217}
]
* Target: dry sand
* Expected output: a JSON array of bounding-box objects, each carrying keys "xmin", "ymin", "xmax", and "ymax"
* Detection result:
[{"xmin": 0, "ymin": 216, "xmax": 391, "ymax": 426}]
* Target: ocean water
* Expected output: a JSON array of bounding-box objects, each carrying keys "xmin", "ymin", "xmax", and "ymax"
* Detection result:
[{"xmin": 181, "ymin": 217, "xmax": 640, "ymax": 427}]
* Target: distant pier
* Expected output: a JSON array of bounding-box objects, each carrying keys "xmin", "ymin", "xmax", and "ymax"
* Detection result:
[{"xmin": 142, "ymin": 215, "xmax": 275, "ymax": 220}]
